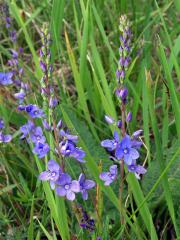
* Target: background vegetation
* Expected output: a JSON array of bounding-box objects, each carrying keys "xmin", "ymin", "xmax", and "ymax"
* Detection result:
[{"xmin": 0, "ymin": 0, "xmax": 180, "ymax": 239}]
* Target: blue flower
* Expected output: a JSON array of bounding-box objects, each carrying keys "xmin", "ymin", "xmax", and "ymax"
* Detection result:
[
  {"xmin": 60, "ymin": 129, "xmax": 78, "ymax": 143},
  {"xmin": 131, "ymin": 139, "xmax": 143, "ymax": 149},
  {"xmin": 101, "ymin": 131, "xmax": 120, "ymax": 151},
  {"xmin": 59, "ymin": 140, "xmax": 75, "ymax": 156},
  {"xmin": 30, "ymin": 126, "xmax": 46, "ymax": 144},
  {"xmin": 26, "ymin": 104, "xmax": 45, "ymax": 118},
  {"xmin": 128, "ymin": 164, "xmax": 147, "ymax": 179},
  {"xmin": 18, "ymin": 104, "xmax": 45, "ymax": 119},
  {"xmin": 14, "ymin": 89, "xmax": 26, "ymax": 102},
  {"xmin": 0, "ymin": 132, "xmax": 12, "ymax": 143},
  {"xmin": 78, "ymin": 173, "xmax": 95, "ymax": 200},
  {"xmin": 70, "ymin": 148, "xmax": 86, "ymax": 163},
  {"xmin": 17, "ymin": 105, "xmax": 26, "ymax": 111},
  {"xmin": 99, "ymin": 165, "xmax": 118, "ymax": 186},
  {"xmin": 59, "ymin": 140, "xmax": 86, "ymax": 163},
  {"xmin": 39, "ymin": 160, "xmax": 62, "ymax": 189},
  {"xmin": 20, "ymin": 120, "xmax": 35, "ymax": 139},
  {"xmin": 0, "ymin": 72, "xmax": 13, "ymax": 85},
  {"xmin": 115, "ymin": 135, "xmax": 139, "ymax": 165},
  {"xmin": 33, "ymin": 142, "xmax": 50, "ymax": 158},
  {"xmin": 58, "ymin": 130, "xmax": 86, "ymax": 163},
  {"xmin": 56, "ymin": 173, "xmax": 80, "ymax": 201}
]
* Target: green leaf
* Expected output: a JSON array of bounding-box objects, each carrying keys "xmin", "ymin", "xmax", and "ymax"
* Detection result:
[
  {"xmin": 36, "ymin": 218, "xmax": 53, "ymax": 240},
  {"xmin": 50, "ymin": 0, "xmax": 65, "ymax": 62}
]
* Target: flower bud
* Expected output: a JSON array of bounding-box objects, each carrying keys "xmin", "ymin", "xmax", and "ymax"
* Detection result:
[
  {"xmin": 115, "ymin": 87, "xmax": 128, "ymax": 101},
  {"xmin": 105, "ymin": 115, "xmax": 114, "ymax": 124},
  {"xmin": 126, "ymin": 112, "xmax": 132, "ymax": 122},
  {"xmin": 57, "ymin": 119, "xmax": 63, "ymax": 129},
  {"xmin": 42, "ymin": 119, "xmax": 51, "ymax": 131},
  {"xmin": 0, "ymin": 119, "xmax": 4, "ymax": 129},
  {"xmin": 117, "ymin": 120, "xmax": 122, "ymax": 128},
  {"xmin": 49, "ymin": 97, "xmax": 58, "ymax": 108},
  {"xmin": 132, "ymin": 129, "xmax": 143, "ymax": 138},
  {"xmin": 40, "ymin": 60, "xmax": 46, "ymax": 72}
]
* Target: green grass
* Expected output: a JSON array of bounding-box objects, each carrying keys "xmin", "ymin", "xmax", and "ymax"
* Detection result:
[{"xmin": 0, "ymin": 0, "xmax": 180, "ymax": 239}]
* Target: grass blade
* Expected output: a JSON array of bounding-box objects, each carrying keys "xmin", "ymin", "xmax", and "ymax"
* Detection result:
[{"xmin": 146, "ymin": 70, "xmax": 179, "ymax": 237}]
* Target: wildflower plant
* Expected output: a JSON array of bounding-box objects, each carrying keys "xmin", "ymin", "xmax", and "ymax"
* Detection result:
[
  {"xmin": 1, "ymin": 1, "xmax": 178, "ymax": 239},
  {"xmin": 0, "ymin": 11, "xmax": 96, "ymax": 238},
  {"xmin": 17, "ymin": 24, "xmax": 95, "ymax": 203},
  {"xmin": 0, "ymin": 10, "xmax": 146, "ymax": 238},
  {"xmin": 99, "ymin": 15, "xmax": 147, "ymax": 224}
]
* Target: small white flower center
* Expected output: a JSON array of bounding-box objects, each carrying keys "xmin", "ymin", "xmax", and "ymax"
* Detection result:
[
  {"xmin": 51, "ymin": 172, "xmax": 56, "ymax": 177},
  {"xmin": 124, "ymin": 148, "xmax": 128, "ymax": 154},
  {"xmin": 64, "ymin": 184, "xmax": 70, "ymax": 190}
]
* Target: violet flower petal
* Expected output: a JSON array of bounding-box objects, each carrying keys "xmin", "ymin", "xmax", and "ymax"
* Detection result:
[
  {"xmin": 38, "ymin": 171, "xmax": 50, "ymax": 181},
  {"xmin": 70, "ymin": 180, "xmax": 80, "ymax": 192},
  {"xmin": 66, "ymin": 190, "xmax": 75, "ymax": 201},
  {"xmin": 56, "ymin": 186, "xmax": 66, "ymax": 196}
]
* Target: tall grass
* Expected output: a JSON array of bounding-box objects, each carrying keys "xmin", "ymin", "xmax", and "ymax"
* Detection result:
[{"xmin": 0, "ymin": 0, "xmax": 180, "ymax": 239}]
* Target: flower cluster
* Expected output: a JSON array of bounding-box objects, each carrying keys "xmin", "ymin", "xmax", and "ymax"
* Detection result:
[
  {"xmin": 99, "ymin": 15, "xmax": 146, "ymax": 185},
  {"xmin": 39, "ymin": 160, "xmax": 95, "ymax": 201},
  {"xmin": 116, "ymin": 15, "xmax": 132, "ymax": 83},
  {"xmin": 35, "ymin": 26, "xmax": 95, "ymax": 201},
  {"xmin": 77, "ymin": 205, "xmax": 95, "ymax": 232},
  {"xmin": 19, "ymin": 103, "xmax": 84, "ymax": 164},
  {"xmin": 0, "ymin": 4, "xmax": 28, "ymax": 103},
  {"xmin": 100, "ymin": 130, "xmax": 146, "ymax": 183},
  {"xmin": 1, "ymin": 3, "xmax": 16, "ymax": 42},
  {"xmin": 8, "ymin": 49, "xmax": 23, "ymax": 84},
  {"xmin": 105, "ymin": 109, "xmax": 132, "ymax": 129},
  {"xmin": 0, "ymin": 118, "xmax": 12, "ymax": 143},
  {"xmin": 18, "ymin": 104, "xmax": 45, "ymax": 119},
  {"xmin": 19, "ymin": 119, "xmax": 50, "ymax": 158},
  {"xmin": 39, "ymin": 24, "xmax": 57, "ymax": 110},
  {"xmin": 0, "ymin": 53, "xmax": 27, "ymax": 102},
  {"xmin": 57, "ymin": 129, "xmax": 86, "ymax": 163},
  {"xmin": 0, "ymin": 72, "xmax": 13, "ymax": 86},
  {"xmin": 16, "ymin": 87, "xmax": 94, "ymax": 200},
  {"xmin": 100, "ymin": 165, "xmax": 118, "ymax": 186}
]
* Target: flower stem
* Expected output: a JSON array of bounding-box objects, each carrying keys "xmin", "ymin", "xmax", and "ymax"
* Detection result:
[{"xmin": 119, "ymin": 101, "xmax": 126, "ymax": 225}]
